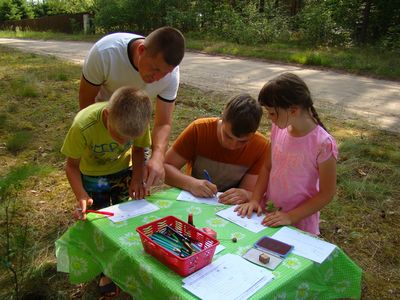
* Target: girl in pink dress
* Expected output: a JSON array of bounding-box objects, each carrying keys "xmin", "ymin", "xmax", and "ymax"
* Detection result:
[{"xmin": 235, "ymin": 73, "xmax": 338, "ymax": 235}]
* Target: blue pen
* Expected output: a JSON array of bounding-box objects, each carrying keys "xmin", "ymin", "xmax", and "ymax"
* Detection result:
[{"xmin": 203, "ymin": 169, "xmax": 212, "ymax": 182}]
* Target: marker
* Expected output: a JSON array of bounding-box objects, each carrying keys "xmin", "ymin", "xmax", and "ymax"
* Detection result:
[
  {"xmin": 188, "ymin": 213, "xmax": 194, "ymax": 227},
  {"xmin": 86, "ymin": 210, "xmax": 114, "ymax": 216},
  {"xmin": 203, "ymin": 169, "xmax": 212, "ymax": 182},
  {"xmin": 76, "ymin": 208, "xmax": 114, "ymax": 216}
]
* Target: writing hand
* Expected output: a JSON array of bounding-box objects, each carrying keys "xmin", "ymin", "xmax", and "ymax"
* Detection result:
[{"xmin": 189, "ymin": 179, "xmax": 218, "ymax": 198}]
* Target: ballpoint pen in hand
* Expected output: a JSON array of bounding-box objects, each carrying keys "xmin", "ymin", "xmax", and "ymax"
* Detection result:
[{"xmin": 203, "ymin": 169, "xmax": 212, "ymax": 182}]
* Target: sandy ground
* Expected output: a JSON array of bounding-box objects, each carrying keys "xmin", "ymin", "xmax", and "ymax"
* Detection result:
[{"xmin": 0, "ymin": 38, "xmax": 399, "ymax": 132}]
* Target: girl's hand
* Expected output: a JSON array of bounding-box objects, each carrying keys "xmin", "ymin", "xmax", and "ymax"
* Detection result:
[
  {"xmin": 219, "ymin": 188, "xmax": 248, "ymax": 205},
  {"xmin": 234, "ymin": 201, "xmax": 263, "ymax": 218},
  {"xmin": 189, "ymin": 179, "xmax": 218, "ymax": 198},
  {"xmin": 75, "ymin": 195, "xmax": 93, "ymax": 220},
  {"xmin": 262, "ymin": 211, "xmax": 292, "ymax": 227}
]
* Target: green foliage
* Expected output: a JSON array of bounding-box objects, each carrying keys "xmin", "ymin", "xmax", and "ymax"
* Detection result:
[
  {"xmin": 6, "ymin": 130, "xmax": 33, "ymax": 154},
  {"xmin": 28, "ymin": 0, "xmax": 94, "ymax": 17},
  {"xmin": 297, "ymin": 0, "xmax": 353, "ymax": 46},
  {"xmin": 93, "ymin": 0, "xmax": 169, "ymax": 33},
  {"xmin": 0, "ymin": 0, "xmax": 19, "ymax": 22}
]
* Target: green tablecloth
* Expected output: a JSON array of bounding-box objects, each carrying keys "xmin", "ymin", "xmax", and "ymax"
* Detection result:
[{"xmin": 56, "ymin": 188, "xmax": 362, "ymax": 299}]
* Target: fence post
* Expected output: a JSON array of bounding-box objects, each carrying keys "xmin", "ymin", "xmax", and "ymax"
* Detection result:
[{"xmin": 83, "ymin": 14, "xmax": 90, "ymax": 34}]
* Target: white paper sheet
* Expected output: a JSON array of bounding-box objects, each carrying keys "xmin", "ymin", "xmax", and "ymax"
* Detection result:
[
  {"xmin": 216, "ymin": 205, "xmax": 267, "ymax": 233},
  {"xmin": 99, "ymin": 199, "xmax": 159, "ymax": 222},
  {"xmin": 214, "ymin": 244, "xmax": 225, "ymax": 254},
  {"xmin": 183, "ymin": 254, "xmax": 274, "ymax": 300},
  {"xmin": 272, "ymin": 227, "xmax": 336, "ymax": 263},
  {"xmin": 177, "ymin": 190, "xmax": 224, "ymax": 205}
]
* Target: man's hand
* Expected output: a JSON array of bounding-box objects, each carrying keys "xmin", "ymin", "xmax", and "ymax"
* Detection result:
[
  {"xmin": 189, "ymin": 179, "xmax": 218, "ymax": 198},
  {"xmin": 74, "ymin": 195, "xmax": 93, "ymax": 220},
  {"xmin": 234, "ymin": 201, "xmax": 263, "ymax": 218},
  {"xmin": 262, "ymin": 211, "xmax": 292, "ymax": 227},
  {"xmin": 219, "ymin": 188, "xmax": 249, "ymax": 205},
  {"xmin": 143, "ymin": 156, "xmax": 165, "ymax": 188}
]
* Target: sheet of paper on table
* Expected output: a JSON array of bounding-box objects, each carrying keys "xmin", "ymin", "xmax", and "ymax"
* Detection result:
[
  {"xmin": 99, "ymin": 199, "xmax": 159, "ymax": 223},
  {"xmin": 272, "ymin": 226, "xmax": 336, "ymax": 263},
  {"xmin": 183, "ymin": 253, "xmax": 274, "ymax": 300},
  {"xmin": 216, "ymin": 205, "xmax": 266, "ymax": 233},
  {"xmin": 177, "ymin": 190, "xmax": 224, "ymax": 205}
]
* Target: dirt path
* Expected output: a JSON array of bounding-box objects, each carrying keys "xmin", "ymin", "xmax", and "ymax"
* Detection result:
[{"xmin": 1, "ymin": 38, "xmax": 399, "ymax": 132}]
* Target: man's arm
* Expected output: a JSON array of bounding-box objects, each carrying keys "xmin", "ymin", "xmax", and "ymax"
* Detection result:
[
  {"xmin": 79, "ymin": 75, "xmax": 101, "ymax": 110},
  {"xmin": 144, "ymin": 98, "xmax": 174, "ymax": 186},
  {"xmin": 164, "ymin": 148, "xmax": 217, "ymax": 197}
]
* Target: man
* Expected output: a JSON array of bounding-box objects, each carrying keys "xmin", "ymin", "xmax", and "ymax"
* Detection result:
[
  {"xmin": 164, "ymin": 94, "xmax": 268, "ymax": 204},
  {"xmin": 79, "ymin": 26, "xmax": 185, "ymax": 190}
]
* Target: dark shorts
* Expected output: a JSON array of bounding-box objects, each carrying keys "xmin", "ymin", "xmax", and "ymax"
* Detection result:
[{"xmin": 82, "ymin": 168, "xmax": 131, "ymax": 210}]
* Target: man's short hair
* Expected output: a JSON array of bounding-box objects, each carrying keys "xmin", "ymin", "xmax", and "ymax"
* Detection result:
[
  {"xmin": 107, "ymin": 87, "xmax": 152, "ymax": 137},
  {"xmin": 222, "ymin": 94, "xmax": 262, "ymax": 137},
  {"xmin": 144, "ymin": 26, "xmax": 185, "ymax": 66}
]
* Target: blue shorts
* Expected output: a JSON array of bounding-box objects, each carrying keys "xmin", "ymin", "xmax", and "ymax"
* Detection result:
[{"xmin": 82, "ymin": 168, "xmax": 131, "ymax": 210}]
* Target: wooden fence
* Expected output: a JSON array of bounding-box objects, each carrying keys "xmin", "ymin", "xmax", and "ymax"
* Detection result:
[{"xmin": 0, "ymin": 13, "xmax": 92, "ymax": 34}]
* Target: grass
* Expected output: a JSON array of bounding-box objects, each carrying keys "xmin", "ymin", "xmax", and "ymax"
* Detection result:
[
  {"xmin": 0, "ymin": 30, "xmax": 399, "ymax": 81},
  {"xmin": 0, "ymin": 46, "xmax": 399, "ymax": 299}
]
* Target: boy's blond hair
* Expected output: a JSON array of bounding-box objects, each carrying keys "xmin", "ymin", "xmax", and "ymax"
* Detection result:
[{"xmin": 107, "ymin": 86, "xmax": 152, "ymax": 137}]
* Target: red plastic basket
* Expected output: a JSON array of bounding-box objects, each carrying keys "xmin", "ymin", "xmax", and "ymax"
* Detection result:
[{"xmin": 136, "ymin": 215, "xmax": 219, "ymax": 276}]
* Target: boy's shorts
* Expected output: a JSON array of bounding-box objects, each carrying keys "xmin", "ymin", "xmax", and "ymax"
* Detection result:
[{"xmin": 82, "ymin": 168, "xmax": 131, "ymax": 210}]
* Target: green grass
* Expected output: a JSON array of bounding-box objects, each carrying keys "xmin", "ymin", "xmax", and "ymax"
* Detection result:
[
  {"xmin": 0, "ymin": 46, "xmax": 399, "ymax": 299},
  {"xmin": 6, "ymin": 130, "xmax": 33, "ymax": 154}
]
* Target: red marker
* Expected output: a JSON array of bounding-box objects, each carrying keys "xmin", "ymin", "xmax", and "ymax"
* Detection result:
[
  {"xmin": 84, "ymin": 209, "xmax": 114, "ymax": 216},
  {"xmin": 188, "ymin": 213, "xmax": 194, "ymax": 226}
]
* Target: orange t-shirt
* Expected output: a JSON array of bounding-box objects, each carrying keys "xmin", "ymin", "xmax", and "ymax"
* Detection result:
[{"xmin": 172, "ymin": 118, "xmax": 268, "ymax": 191}]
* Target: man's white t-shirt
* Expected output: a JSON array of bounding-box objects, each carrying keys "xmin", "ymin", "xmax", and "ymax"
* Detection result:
[{"xmin": 82, "ymin": 32, "xmax": 179, "ymax": 102}]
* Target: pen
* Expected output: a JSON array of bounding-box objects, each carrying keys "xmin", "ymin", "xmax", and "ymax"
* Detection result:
[
  {"xmin": 203, "ymin": 169, "xmax": 217, "ymax": 197},
  {"xmin": 203, "ymin": 169, "xmax": 212, "ymax": 182}
]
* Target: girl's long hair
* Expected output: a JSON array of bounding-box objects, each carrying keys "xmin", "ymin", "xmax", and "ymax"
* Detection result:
[{"xmin": 258, "ymin": 72, "xmax": 327, "ymax": 132}]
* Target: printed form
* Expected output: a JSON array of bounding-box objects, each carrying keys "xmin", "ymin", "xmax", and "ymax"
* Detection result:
[
  {"xmin": 183, "ymin": 253, "xmax": 274, "ymax": 300},
  {"xmin": 272, "ymin": 227, "xmax": 336, "ymax": 263},
  {"xmin": 216, "ymin": 205, "xmax": 266, "ymax": 233}
]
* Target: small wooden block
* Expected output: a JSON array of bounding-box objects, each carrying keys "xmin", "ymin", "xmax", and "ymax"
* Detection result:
[{"xmin": 259, "ymin": 253, "xmax": 270, "ymax": 264}]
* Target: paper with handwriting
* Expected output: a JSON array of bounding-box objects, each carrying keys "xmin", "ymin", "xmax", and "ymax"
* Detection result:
[{"xmin": 177, "ymin": 190, "xmax": 224, "ymax": 205}]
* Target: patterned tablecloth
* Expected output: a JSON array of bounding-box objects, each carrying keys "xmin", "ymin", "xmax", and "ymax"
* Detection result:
[{"xmin": 56, "ymin": 188, "xmax": 362, "ymax": 299}]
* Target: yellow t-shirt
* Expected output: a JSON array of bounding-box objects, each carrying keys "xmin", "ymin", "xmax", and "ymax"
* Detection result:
[{"xmin": 61, "ymin": 102, "xmax": 151, "ymax": 176}]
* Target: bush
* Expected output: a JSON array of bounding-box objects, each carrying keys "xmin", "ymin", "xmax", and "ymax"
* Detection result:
[{"xmin": 297, "ymin": 2, "xmax": 352, "ymax": 47}]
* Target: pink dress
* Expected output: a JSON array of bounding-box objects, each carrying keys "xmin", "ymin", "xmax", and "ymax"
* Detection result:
[{"xmin": 265, "ymin": 124, "xmax": 338, "ymax": 235}]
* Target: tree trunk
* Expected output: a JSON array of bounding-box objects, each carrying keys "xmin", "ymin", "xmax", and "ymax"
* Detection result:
[
  {"xmin": 259, "ymin": 0, "xmax": 265, "ymax": 13},
  {"xmin": 360, "ymin": 0, "xmax": 372, "ymax": 44}
]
